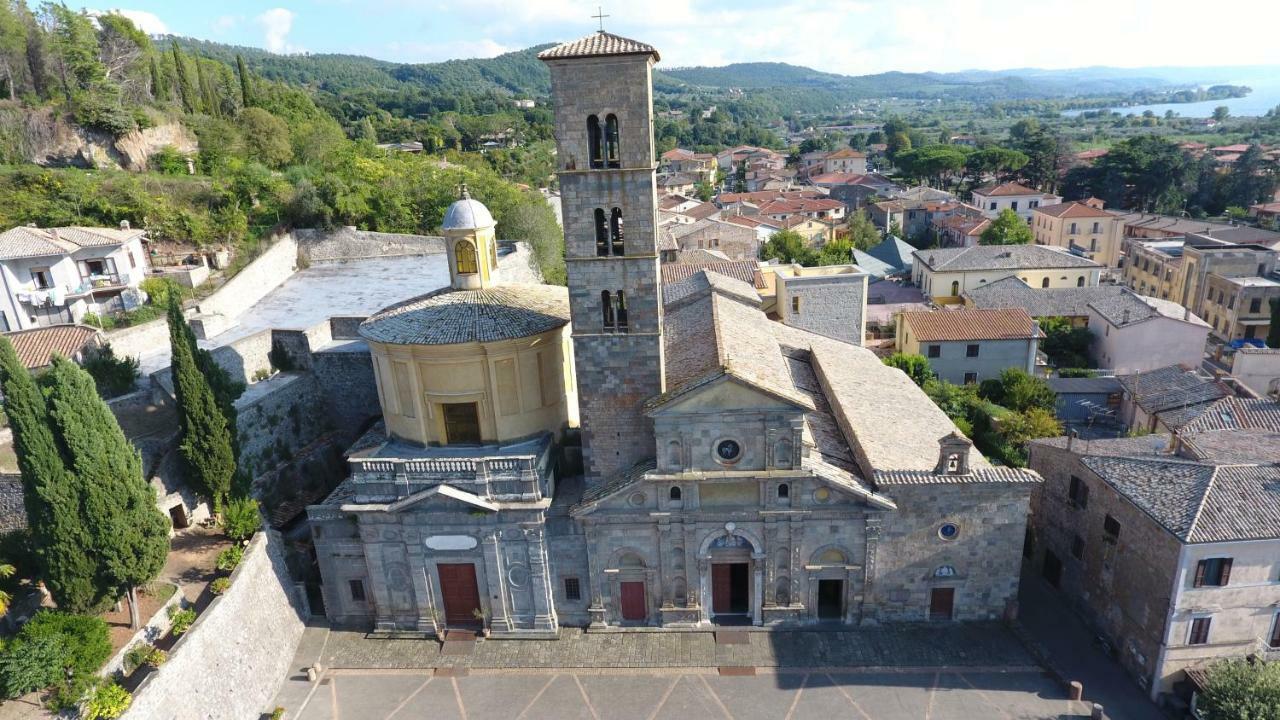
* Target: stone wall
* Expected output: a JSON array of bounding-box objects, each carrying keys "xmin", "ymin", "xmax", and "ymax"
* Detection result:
[
  {"xmin": 310, "ymin": 341, "xmax": 380, "ymax": 445},
  {"xmin": 102, "ymin": 583, "xmax": 185, "ymax": 677},
  {"xmin": 294, "ymin": 227, "xmax": 445, "ymax": 263},
  {"xmin": 121, "ymin": 531, "xmax": 306, "ymax": 720},
  {"xmin": 191, "ymin": 234, "xmax": 299, "ymax": 339},
  {"xmin": 104, "ymin": 317, "xmax": 169, "ymax": 364},
  {"xmin": 777, "ymin": 271, "xmax": 868, "ymax": 346},
  {"xmin": 236, "ymin": 372, "xmax": 331, "ymax": 480},
  {"xmin": 209, "ymin": 328, "xmax": 274, "ymax": 384},
  {"xmin": 1231, "ymin": 347, "xmax": 1280, "ymax": 397}
]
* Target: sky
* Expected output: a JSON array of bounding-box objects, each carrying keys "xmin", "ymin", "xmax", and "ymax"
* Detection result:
[{"xmin": 69, "ymin": 1, "xmax": 1280, "ymax": 75}]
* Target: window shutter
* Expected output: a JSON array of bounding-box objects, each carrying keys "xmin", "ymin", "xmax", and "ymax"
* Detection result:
[
  {"xmin": 1193, "ymin": 560, "xmax": 1206, "ymax": 588},
  {"xmin": 1219, "ymin": 559, "xmax": 1232, "ymax": 586}
]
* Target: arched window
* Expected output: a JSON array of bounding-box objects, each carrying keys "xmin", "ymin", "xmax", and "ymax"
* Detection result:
[
  {"xmin": 604, "ymin": 114, "xmax": 620, "ymax": 168},
  {"xmin": 610, "ymin": 208, "xmax": 625, "ymax": 256},
  {"xmin": 455, "ymin": 241, "xmax": 477, "ymax": 274},
  {"xmin": 669, "ymin": 486, "xmax": 682, "ymax": 501},
  {"xmin": 601, "ymin": 290, "xmax": 615, "ymax": 331},
  {"xmin": 587, "ymin": 115, "xmax": 603, "ymax": 168},
  {"xmin": 594, "ymin": 208, "xmax": 609, "ymax": 256},
  {"xmin": 950, "ymin": 280, "xmax": 959, "ymax": 296},
  {"xmin": 777, "ymin": 483, "xmax": 789, "ymax": 499},
  {"xmin": 615, "ymin": 291, "xmax": 628, "ymax": 332},
  {"xmin": 1077, "ymin": 276, "xmax": 1085, "ymax": 287},
  {"xmin": 1041, "ymin": 277, "xmax": 1050, "ymax": 288}
]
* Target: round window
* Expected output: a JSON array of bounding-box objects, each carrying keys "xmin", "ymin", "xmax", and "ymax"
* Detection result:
[
  {"xmin": 715, "ymin": 439, "xmax": 742, "ymax": 463},
  {"xmin": 938, "ymin": 523, "xmax": 960, "ymax": 541},
  {"xmin": 628, "ymin": 492, "xmax": 647, "ymax": 507},
  {"xmin": 813, "ymin": 487, "xmax": 831, "ymax": 504}
]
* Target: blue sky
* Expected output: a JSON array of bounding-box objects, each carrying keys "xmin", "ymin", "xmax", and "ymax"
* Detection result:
[{"xmin": 70, "ymin": 1, "xmax": 1280, "ymax": 74}]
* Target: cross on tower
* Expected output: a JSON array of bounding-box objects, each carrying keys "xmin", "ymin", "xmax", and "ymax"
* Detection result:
[{"xmin": 592, "ymin": 6, "xmax": 609, "ymax": 32}]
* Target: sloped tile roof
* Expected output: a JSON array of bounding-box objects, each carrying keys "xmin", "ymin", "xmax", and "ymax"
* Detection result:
[
  {"xmin": 874, "ymin": 467, "xmax": 1039, "ymax": 485},
  {"xmin": 359, "ymin": 285, "xmax": 569, "ymax": 345},
  {"xmin": 916, "ymin": 244, "xmax": 1101, "ymax": 272},
  {"xmin": 538, "ymin": 31, "xmax": 659, "ymax": 61},
  {"xmin": 0, "ymin": 225, "xmax": 143, "ymax": 260},
  {"xmin": 963, "ymin": 276, "xmax": 1130, "ymax": 318},
  {"xmin": 899, "ymin": 307, "xmax": 1038, "ymax": 342},
  {"xmin": 3, "ymin": 324, "xmax": 101, "ymax": 369},
  {"xmin": 1117, "ymin": 365, "xmax": 1231, "ymax": 424},
  {"xmin": 1035, "ymin": 201, "xmax": 1115, "ymax": 219},
  {"xmin": 660, "ymin": 260, "xmax": 763, "ymax": 290},
  {"xmin": 972, "ymin": 182, "xmax": 1042, "ymax": 197},
  {"xmin": 1177, "ymin": 397, "xmax": 1280, "ymax": 434}
]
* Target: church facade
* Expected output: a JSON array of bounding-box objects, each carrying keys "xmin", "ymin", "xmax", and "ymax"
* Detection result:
[{"xmin": 308, "ymin": 31, "xmax": 1039, "ymax": 637}]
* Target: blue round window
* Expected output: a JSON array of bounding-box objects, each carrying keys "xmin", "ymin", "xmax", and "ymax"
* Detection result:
[
  {"xmin": 939, "ymin": 523, "xmax": 960, "ymax": 541},
  {"xmin": 716, "ymin": 439, "xmax": 741, "ymax": 462}
]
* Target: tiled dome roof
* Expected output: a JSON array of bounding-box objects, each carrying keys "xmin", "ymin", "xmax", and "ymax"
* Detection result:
[
  {"xmin": 537, "ymin": 31, "xmax": 660, "ymax": 62},
  {"xmin": 441, "ymin": 196, "xmax": 495, "ymax": 231},
  {"xmin": 359, "ymin": 285, "xmax": 570, "ymax": 345}
]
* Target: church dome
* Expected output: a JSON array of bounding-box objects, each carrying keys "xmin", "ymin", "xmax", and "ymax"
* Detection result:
[
  {"xmin": 359, "ymin": 285, "xmax": 570, "ymax": 345},
  {"xmin": 441, "ymin": 188, "xmax": 495, "ymax": 231}
]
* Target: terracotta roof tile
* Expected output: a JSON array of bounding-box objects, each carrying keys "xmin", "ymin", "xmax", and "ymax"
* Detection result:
[
  {"xmin": 1035, "ymin": 201, "xmax": 1115, "ymax": 219},
  {"xmin": 4, "ymin": 324, "xmax": 101, "ymax": 369},
  {"xmin": 973, "ymin": 182, "xmax": 1041, "ymax": 197},
  {"xmin": 538, "ymin": 31, "xmax": 659, "ymax": 61},
  {"xmin": 900, "ymin": 307, "xmax": 1037, "ymax": 342}
]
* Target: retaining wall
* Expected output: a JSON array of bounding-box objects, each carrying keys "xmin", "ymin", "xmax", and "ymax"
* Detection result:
[
  {"xmin": 235, "ymin": 372, "xmax": 330, "ymax": 479},
  {"xmin": 105, "ymin": 318, "xmax": 169, "ymax": 363},
  {"xmin": 120, "ymin": 531, "xmax": 306, "ymax": 720},
  {"xmin": 190, "ymin": 235, "xmax": 299, "ymax": 339}
]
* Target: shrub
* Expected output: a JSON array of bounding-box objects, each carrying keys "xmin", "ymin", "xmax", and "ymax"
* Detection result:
[
  {"xmin": 210, "ymin": 577, "xmax": 231, "ymax": 595},
  {"xmin": 143, "ymin": 647, "xmax": 167, "ymax": 668},
  {"xmin": 252, "ymin": 368, "xmax": 271, "ymax": 382},
  {"xmin": 81, "ymin": 343, "xmax": 139, "ymax": 399},
  {"xmin": 15, "ymin": 611, "xmax": 111, "ymax": 677},
  {"xmin": 221, "ymin": 496, "xmax": 261, "ymax": 541},
  {"xmin": 169, "ymin": 607, "xmax": 197, "ymax": 635},
  {"xmin": 271, "ymin": 708, "xmax": 285, "ymax": 720},
  {"xmin": 148, "ymin": 145, "xmax": 189, "ymax": 175},
  {"xmin": 0, "ymin": 634, "xmax": 64, "ymax": 698},
  {"xmin": 123, "ymin": 643, "xmax": 151, "ymax": 674},
  {"xmin": 139, "ymin": 277, "xmax": 186, "ymax": 307},
  {"xmin": 81, "ymin": 312, "xmax": 116, "ymax": 330},
  {"xmin": 83, "ymin": 682, "xmax": 132, "ymax": 720},
  {"xmin": 215, "ymin": 545, "xmax": 244, "ymax": 572},
  {"xmin": 1056, "ymin": 368, "xmax": 1097, "ymax": 378}
]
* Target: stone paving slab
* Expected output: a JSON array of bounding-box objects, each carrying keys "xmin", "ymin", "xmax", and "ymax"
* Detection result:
[{"xmin": 319, "ymin": 622, "xmax": 1036, "ymax": 671}]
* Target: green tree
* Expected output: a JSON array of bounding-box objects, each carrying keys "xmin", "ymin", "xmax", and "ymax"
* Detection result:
[
  {"xmin": 41, "ymin": 3, "xmax": 103, "ymax": 100},
  {"xmin": 235, "ymin": 53, "xmax": 253, "ymax": 108},
  {"xmin": 980, "ymin": 208, "xmax": 1033, "ymax": 245},
  {"xmin": 1000, "ymin": 407, "xmax": 1063, "ymax": 446},
  {"xmin": 1212, "ymin": 105, "xmax": 1230, "ymax": 122},
  {"xmin": 42, "ymin": 357, "xmax": 168, "ymax": 629},
  {"xmin": 238, "ymin": 107, "xmax": 292, "ymax": 167},
  {"xmin": 168, "ymin": 300, "xmax": 236, "ymax": 513},
  {"xmin": 761, "ymin": 229, "xmax": 817, "ymax": 266},
  {"xmin": 0, "ymin": 560, "xmax": 13, "ymax": 616},
  {"xmin": 148, "ymin": 55, "xmax": 164, "ymax": 100},
  {"xmin": 1039, "ymin": 317, "xmax": 1094, "ymax": 369},
  {"xmin": 1196, "ymin": 658, "xmax": 1280, "ymax": 720},
  {"xmin": 0, "ymin": 339, "xmax": 96, "ymax": 612},
  {"xmin": 0, "ymin": 2, "xmax": 28, "ymax": 101},
  {"xmin": 170, "ymin": 41, "xmax": 195, "ymax": 113},
  {"xmin": 964, "ymin": 146, "xmax": 1028, "ymax": 184},
  {"xmin": 845, "ymin": 209, "xmax": 881, "ymax": 252},
  {"xmin": 883, "ymin": 353, "xmax": 932, "ymax": 387},
  {"xmin": 980, "ymin": 367, "xmax": 1056, "ymax": 413}
]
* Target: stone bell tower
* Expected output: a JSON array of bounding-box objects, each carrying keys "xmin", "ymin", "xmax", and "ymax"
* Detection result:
[{"xmin": 539, "ymin": 32, "xmax": 665, "ymax": 484}]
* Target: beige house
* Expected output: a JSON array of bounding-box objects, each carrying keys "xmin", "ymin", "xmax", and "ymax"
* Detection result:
[
  {"xmin": 971, "ymin": 182, "xmax": 1062, "ymax": 222},
  {"xmin": 822, "ymin": 147, "xmax": 867, "ymax": 175},
  {"xmin": 1028, "ymin": 429, "xmax": 1280, "ymax": 703},
  {"xmin": 1199, "ymin": 274, "xmax": 1280, "ymax": 342},
  {"xmin": 1032, "ymin": 200, "xmax": 1125, "ymax": 267},
  {"xmin": 912, "ymin": 244, "xmax": 1103, "ymax": 302}
]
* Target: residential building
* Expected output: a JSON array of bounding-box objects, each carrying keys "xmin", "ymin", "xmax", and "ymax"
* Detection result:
[
  {"xmin": 1249, "ymin": 201, "xmax": 1280, "ymax": 226},
  {"xmin": 1229, "ymin": 347, "xmax": 1280, "ymax": 397},
  {"xmin": 1122, "ymin": 238, "xmax": 1186, "ymax": 300},
  {"xmin": 896, "ymin": 307, "xmax": 1039, "ymax": 384},
  {"xmin": 770, "ymin": 263, "xmax": 868, "ymax": 345},
  {"xmin": 1116, "ymin": 365, "xmax": 1232, "ymax": 434},
  {"xmin": 912, "ymin": 245, "xmax": 1103, "ymax": 301},
  {"xmin": 659, "ymin": 148, "xmax": 717, "ymax": 184},
  {"xmin": 657, "ymin": 172, "xmax": 698, "ymax": 197},
  {"xmin": 1116, "ymin": 211, "xmax": 1280, "ymax": 246},
  {"xmin": 1199, "ymin": 274, "xmax": 1280, "ymax": 342},
  {"xmin": 1086, "ymin": 291, "xmax": 1210, "ymax": 374},
  {"xmin": 1, "ymin": 323, "xmax": 102, "ymax": 370},
  {"xmin": 970, "ymin": 182, "xmax": 1062, "ymax": 222},
  {"xmin": 962, "ymin": 276, "xmax": 1130, "ymax": 328},
  {"xmin": 659, "ymin": 218, "xmax": 759, "ymax": 262},
  {"xmin": 1027, "ymin": 429, "xmax": 1280, "ymax": 701},
  {"xmin": 0, "ymin": 223, "xmax": 149, "ymax": 331},
  {"xmin": 822, "ymin": 147, "xmax": 868, "ymax": 175},
  {"xmin": 852, "ymin": 236, "xmax": 916, "ymax": 279},
  {"xmin": 1045, "ymin": 376, "xmax": 1123, "ymax": 425},
  {"xmin": 757, "ymin": 197, "xmax": 845, "ymax": 224},
  {"xmin": 932, "ymin": 214, "xmax": 990, "ymax": 248},
  {"xmin": 1032, "ymin": 200, "xmax": 1125, "ymax": 267}
]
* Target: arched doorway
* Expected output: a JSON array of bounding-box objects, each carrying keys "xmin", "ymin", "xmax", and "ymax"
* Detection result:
[{"xmin": 698, "ymin": 527, "xmax": 765, "ymax": 626}]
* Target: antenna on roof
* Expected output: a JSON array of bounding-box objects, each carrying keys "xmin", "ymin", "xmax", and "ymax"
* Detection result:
[{"xmin": 592, "ymin": 6, "xmax": 609, "ymax": 32}]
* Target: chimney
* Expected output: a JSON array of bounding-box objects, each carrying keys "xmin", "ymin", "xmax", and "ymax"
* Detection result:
[
  {"xmin": 119, "ymin": 220, "xmax": 130, "ymax": 231},
  {"xmin": 1121, "ymin": 309, "xmax": 1130, "ymax": 324}
]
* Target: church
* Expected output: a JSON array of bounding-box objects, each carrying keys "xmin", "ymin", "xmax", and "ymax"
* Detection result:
[{"xmin": 307, "ymin": 31, "xmax": 1039, "ymax": 637}]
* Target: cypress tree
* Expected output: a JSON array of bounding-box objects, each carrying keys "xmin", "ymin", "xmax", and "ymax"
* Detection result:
[
  {"xmin": 170, "ymin": 41, "xmax": 194, "ymax": 113},
  {"xmin": 236, "ymin": 53, "xmax": 253, "ymax": 108},
  {"xmin": 43, "ymin": 357, "xmax": 168, "ymax": 629},
  {"xmin": 149, "ymin": 54, "xmax": 165, "ymax": 101},
  {"xmin": 168, "ymin": 300, "xmax": 236, "ymax": 513},
  {"xmin": 193, "ymin": 55, "xmax": 215, "ymax": 117},
  {"xmin": 0, "ymin": 340, "xmax": 96, "ymax": 611}
]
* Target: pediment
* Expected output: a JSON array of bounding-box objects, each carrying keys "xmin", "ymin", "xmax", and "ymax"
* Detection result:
[
  {"xmin": 649, "ymin": 373, "xmax": 807, "ymax": 416},
  {"xmin": 343, "ymin": 484, "xmax": 499, "ymax": 514}
]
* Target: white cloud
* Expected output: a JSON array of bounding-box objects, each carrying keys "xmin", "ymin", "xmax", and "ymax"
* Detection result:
[
  {"xmin": 85, "ymin": 8, "xmax": 169, "ymax": 35},
  {"xmin": 256, "ymin": 8, "xmax": 298, "ymax": 54}
]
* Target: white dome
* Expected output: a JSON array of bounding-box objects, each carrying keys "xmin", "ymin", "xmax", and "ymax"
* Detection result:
[{"xmin": 442, "ymin": 196, "xmax": 495, "ymax": 231}]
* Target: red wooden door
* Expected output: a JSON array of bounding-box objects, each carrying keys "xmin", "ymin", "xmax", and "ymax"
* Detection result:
[
  {"xmin": 620, "ymin": 581, "xmax": 646, "ymax": 621},
  {"xmin": 929, "ymin": 587, "xmax": 955, "ymax": 621},
  {"xmin": 712, "ymin": 565, "xmax": 732, "ymax": 614},
  {"xmin": 438, "ymin": 563, "xmax": 482, "ymax": 625}
]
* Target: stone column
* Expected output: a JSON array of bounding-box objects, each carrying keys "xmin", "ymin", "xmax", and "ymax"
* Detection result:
[
  {"xmin": 697, "ymin": 557, "xmax": 711, "ymax": 625},
  {"xmin": 658, "ymin": 518, "xmax": 674, "ymax": 608},
  {"xmin": 482, "ymin": 530, "xmax": 512, "ymax": 633},
  {"xmin": 860, "ymin": 515, "xmax": 882, "ymax": 625},
  {"xmin": 405, "ymin": 543, "xmax": 438, "ymax": 634},
  {"xmin": 751, "ymin": 553, "xmax": 765, "ymax": 626},
  {"xmin": 525, "ymin": 526, "xmax": 558, "ymax": 632},
  {"xmin": 364, "ymin": 542, "xmax": 395, "ymax": 631},
  {"xmin": 585, "ymin": 524, "xmax": 607, "ymax": 628},
  {"xmin": 763, "ymin": 517, "xmax": 778, "ymax": 606}
]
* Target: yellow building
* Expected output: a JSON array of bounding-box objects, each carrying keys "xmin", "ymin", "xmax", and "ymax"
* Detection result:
[
  {"xmin": 1032, "ymin": 200, "xmax": 1124, "ymax": 267},
  {"xmin": 359, "ymin": 189, "xmax": 578, "ymax": 446}
]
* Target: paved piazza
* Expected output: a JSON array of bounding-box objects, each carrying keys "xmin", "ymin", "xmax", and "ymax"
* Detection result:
[{"xmin": 290, "ymin": 669, "xmax": 1088, "ymax": 720}]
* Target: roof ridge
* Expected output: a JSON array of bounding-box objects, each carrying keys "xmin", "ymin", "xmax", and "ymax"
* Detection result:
[{"xmin": 1185, "ymin": 466, "xmax": 1221, "ymax": 540}]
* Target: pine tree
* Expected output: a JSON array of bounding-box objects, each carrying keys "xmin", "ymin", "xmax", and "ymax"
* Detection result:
[
  {"xmin": 0, "ymin": 340, "xmax": 96, "ymax": 611},
  {"xmin": 194, "ymin": 55, "xmax": 216, "ymax": 117},
  {"xmin": 168, "ymin": 300, "xmax": 236, "ymax": 513},
  {"xmin": 236, "ymin": 53, "xmax": 253, "ymax": 108},
  {"xmin": 148, "ymin": 54, "xmax": 165, "ymax": 100},
  {"xmin": 42, "ymin": 357, "xmax": 168, "ymax": 629},
  {"xmin": 170, "ymin": 41, "xmax": 194, "ymax": 113}
]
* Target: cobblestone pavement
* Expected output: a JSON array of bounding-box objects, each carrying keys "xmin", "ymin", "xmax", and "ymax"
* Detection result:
[
  {"xmin": 316, "ymin": 622, "xmax": 1036, "ymax": 671},
  {"xmin": 287, "ymin": 669, "xmax": 1090, "ymax": 720}
]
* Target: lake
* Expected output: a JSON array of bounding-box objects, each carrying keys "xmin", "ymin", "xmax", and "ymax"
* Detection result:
[{"xmin": 1062, "ymin": 77, "xmax": 1280, "ymax": 118}]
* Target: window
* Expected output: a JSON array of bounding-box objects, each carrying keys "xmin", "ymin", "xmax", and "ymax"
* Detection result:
[
  {"xmin": 610, "ymin": 208, "xmax": 625, "ymax": 255},
  {"xmin": 1092, "ymin": 222, "xmax": 1101, "ymax": 233},
  {"xmin": 1077, "ymin": 276, "xmax": 1085, "ymax": 287},
  {"xmin": 1188, "ymin": 617, "xmax": 1211, "ymax": 645},
  {"xmin": 989, "ymin": 202, "xmax": 996, "ymax": 210},
  {"xmin": 938, "ymin": 523, "xmax": 960, "ymax": 540},
  {"xmin": 442, "ymin": 402, "xmax": 482, "ymax": 445},
  {"xmin": 1041, "ymin": 277, "xmax": 1050, "ymax": 288},
  {"xmin": 927, "ymin": 344, "xmax": 941, "ymax": 358},
  {"xmin": 1030, "ymin": 200, "xmax": 1039, "ymax": 208},
  {"xmin": 454, "ymin": 240, "xmax": 478, "ymax": 274},
  {"xmin": 1250, "ymin": 298, "xmax": 1262, "ymax": 314},
  {"xmin": 1227, "ymin": 294, "xmax": 1235, "ymax": 310},
  {"xmin": 1069, "ymin": 222, "xmax": 1077, "ymax": 234},
  {"xmin": 1090, "ymin": 238, "xmax": 1097, "ymax": 252},
  {"xmin": 29, "ymin": 267, "xmax": 53, "ymax": 289},
  {"xmin": 1103, "ymin": 514, "xmax": 1121, "ymax": 541},
  {"xmin": 950, "ymin": 280, "xmax": 959, "ymax": 296},
  {"xmin": 1270, "ymin": 612, "xmax": 1280, "ymax": 649},
  {"xmin": 587, "ymin": 115, "xmax": 603, "ymax": 168},
  {"xmin": 1259, "ymin": 263, "xmax": 1267, "ymax": 277},
  {"xmin": 615, "ymin": 291, "xmax": 628, "ymax": 332},
  {"xmin": 669, "ymin": 486, "xmax": 682, "ymax": 501},
  {"xmin": 601, "ymin": 290, "xmax": 615, "ymax": 331},
  {"xmin": 777, "ymin": 483, "xmax": 789, "ymax": 499},
  {"xmin": 1011, "ymin": 201, "xmax": 1019, "ymax": 211},
  {"xmin": 1071, "ymin": 534, "xmax": 1085, "ymax": 560},
  {"xmin": 966, "ymin": 344, "xmax": 980, "ymax": 357},
  {"xmin": 349, "ymin": 579, "xmax": 366, "ymax": 602},
  {"xmin": 594, "ymin": 208, "xmax": 609, "ymax": 256},
  {"xmin": 791, "ymin": 296, "xmax": 801, "ymax": 314},
  {"xmin": 1068, "ymin": 475, "xmax": 1089, "ymax": 509},
  {"xmin": 604, "ymin": 114, "xmax": 620, "ymax": 168},
  {"xmin": 127, "ymin": 251, "xmax": 137, "ymax": 269},
  {"xmin": 564, "ymin": 577, "xmax": 581, "ymax": 601},
  {"xmin": 963, "ymin": 372, "xmax": 978, "ymax": 384},
  {"xmin": 1194, "ymin": 558, "xmax": 1232, "ymax": 587}
]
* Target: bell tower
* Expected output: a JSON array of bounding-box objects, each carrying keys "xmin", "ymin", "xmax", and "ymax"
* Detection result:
[
  {"xmin": 540, "ymin": 32, "xmax": 665, "ymax": 484},
  {"xmin": 441, "ymin": 184, "xmax": 498, "ymax": 291}
]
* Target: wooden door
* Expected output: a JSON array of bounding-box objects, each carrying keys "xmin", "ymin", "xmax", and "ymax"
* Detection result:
[
  {"xmin": 443, "ymin": 403, "xmax": 481, "ymax": 444},
  {"xmin": 620, "ymin": 581, "xmax": 646, "ymax": 621},
  {"xmin": 712, "ymin": 565, "xmax": 732, "ymax": 614},
  {"xmin": 438, "ymin": 563, "xmax": 482, "ymax": 625},
  {"xmin": 929, "ymin": 587, "xmax": 954, "ymax": 621}
]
